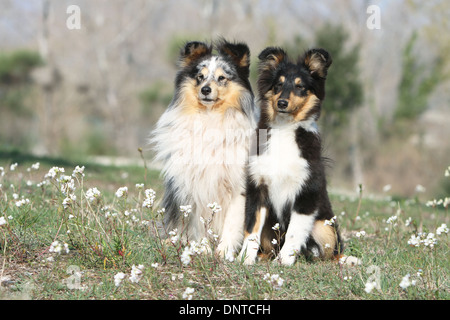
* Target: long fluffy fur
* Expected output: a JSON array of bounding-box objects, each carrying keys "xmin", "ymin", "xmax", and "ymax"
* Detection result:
[
  {"xmin": 151, "ymin": 39, "xmax": 257, "ymax": 258},
  {"xmin": 239, "ymin": 47, "xmax": 343, "ymax": 265}
]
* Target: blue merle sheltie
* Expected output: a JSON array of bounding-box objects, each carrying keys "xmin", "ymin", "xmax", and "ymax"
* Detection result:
[
  {"xmin": 238, "ymin": 47, "xmax": 343, "ymax": 265},
  {"xmin": 151, "ymin": 39, "xmax": 257, "ymax": 259}
]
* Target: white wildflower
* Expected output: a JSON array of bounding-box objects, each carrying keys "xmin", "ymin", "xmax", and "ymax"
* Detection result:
[
  {"xmin": 15, "ymin": 198, "xmax": 30, "ymax": 207},
  {"xmin": 45, "ymin": 167, "xmax": 65, "ymax": 179},
  {"xmin": 386, "ymin": 215, "xmax": 398, "ymax": 225},
  {"xmin": 72, "ymin": 165, "xmax": 85, "ymax": 177},
  {"xmin": 49, "ymin": 241, "xmax": 62, "ymax": 254},
  {"xmin": 85, "ymin": 187, "xmax": 101, "ymax": 203},
  {"xmin": 443, "ymin": 198, "xmax": 450, "ymax": 208},
  {"xmin": 0, "ymin": 216, "xmax": 7, "ymax": 226},
  {"xmin": 405, "ymin": 217, "xmax": 412, "ymax": 227},
  {"xmin": 0, "ymin": 167, "xmax": 4, "ymax": 177},
  {"xmin": 382, "ymin": 184, "xmax": 392, "ymax": 192},
  {"xmin": 399, "ymin": 274, "xmax": 415, "ymax": 290},
  {"xmin": 426, "ymin": 199, "xmax": 442, "ymax": 208},
  {"xmin": 114, "ymin": 272, "xmax": 126, "ymax": 287},
  {"xmin": 272, "ymin": 223, "xmax": 280, "ymax": 231},
  {"xmin": 142, "ymin": 189, "xmax": 156, "ymax": 209},
  {"xmin": 422, "ymin": 233, "xmax": 437, "ymax": 248},
  {"xmin": 407, "ymin": 234, "xmax": 421, "ymax": 247},
  {"xmin": 417, "ymin": 269, "xmax": 423, "ymax": 277},
  {"xmin": 180, "ymin": 205, "xmax": 192, "ymax": 218},
  {"xmin": 408, "ymin": 232, "xmax": 437, "ymax": 248},
  {"xmin": 37, "ymin": 180, "xmax": 47, "ymax": 187},
  {"xmin": 364, "ymin": 280, "xmax": 377, "ymax": 294},
  {"xmin": 445, "ymin": 166, "xmax": 450, "ymax": 177},
  {"xmin": 31, "ymin": 162, "xmax": 40, "ymax": 170},
  {"xmin": 182, "ymin": 287, "xmax": 195, "ymax": 300},
  {"xmin": 129, "ymin": 264, "xmax": 145, "ymax": 283},
  {"xmin": 324, "ymin": 216, "xmax": 337, "ymax": 226},
  {"xmin": 10, "ymin": 163, "xmax": 18, "ymax": 171},
  {"xmin": 207, "ymin": 202, "xmax": 222, "ymax": 215},
  {"xmin": 115, "ymin": 186, "xmax": 128, "ymax": 198},
  {"xmin": 181, "ymin": 246, "xmax": 193, "ymax": 265},
  {"xmin": 263, "ymin": 273, "xmax": 284, "ymax": 290},
  {"xmin": 415, "ymin": 184, "xmax": 426, "ymax": 193},
  {"xmin": 135, "ymin": 183, "xmax": 144, "ymax": 190},
  {"xmin": 356, "ymin": 230, "xmax": 366, "ymax": 238},
  {"xmin": 436, "ymin": 223, "xmax": 448, "ymax": 235},
  {"xmin": 169, "ymin": 229, "xmax": 179, "ymax": 244},
  {"xmin": 151, "ymin": 263, "xmax": 159, "ymax": 268},
  {"xmin": 271, "ymin": 239, "xmax": 278, "ymax": 245},
  {"xmin": 62, "ymin": 194, "xmax": 77, "ymax": 209},
  {"xmin": 60, "ymin": 177, "xmax": 75, "ymax": 196}
]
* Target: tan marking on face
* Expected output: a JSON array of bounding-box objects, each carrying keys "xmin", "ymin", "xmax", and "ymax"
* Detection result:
[
  {"xmin": 180, "ymin": 79, "xmax": 207, "ymax": 114},
  {"xmin": 213, "ymin": 81, "xmax": 244, "ymax": 113},
  {"xmin": 200, "ymin": 67, "xmax": 209, "ymax": 77},
  {"xmin": 292, "ymin": 92, "xmax": 319, "ymax": 121},
  {"xmin": 294, "ymin": 77, "xmax": 302, "ymax": 85},
  {"xmin": 264, "ymin": 90, "xmax": 278, "ymax": 121},
  {"xmin": 279, "ymin": 75, "xmax": 285, "ymax": 83}
]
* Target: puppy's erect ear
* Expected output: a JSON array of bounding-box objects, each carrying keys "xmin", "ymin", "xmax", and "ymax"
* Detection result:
[
  {"xmin": 178, "ymin": 41, "xmax": 212, "ymax": 68},
  {"xmin": 303, "ymin": 48, "xmax": 332, "ymax": 78},
  {"xmin": 216, "ymin": 39, "xmax": 251, "ymax": 69},
  {"xmin": 258, "ymin": 47, "xmax": 287, "ymax": 72}
]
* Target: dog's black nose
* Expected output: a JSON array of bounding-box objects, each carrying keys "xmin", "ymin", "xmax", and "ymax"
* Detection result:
[
  {"xmin": 201, "ymin": 86, "xmax": 211, "ymax": 96},
  {"xmin": 277, "ymin": 99, "xmax": 288, "ymax": 110}
]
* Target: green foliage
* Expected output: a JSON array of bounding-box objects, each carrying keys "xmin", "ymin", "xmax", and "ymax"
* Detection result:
[
  {"xmin": 395, "ymin": 32, "xmax": 444, "ymax": 120},
  {"xmin": 315, "ymin": 24, "xmax": 364, "ymax": 128},
  {"xmin": 0, "ymin": 50, "xmax": 43, "ymax": 85},
  {"xmin": 139, "ymin": 81, "xmax": 173, "ymax": 115},
  {"xmin": 0, "ymin": 50, "xmax": 42, "ymax": 118},
  {"xmin": 0, "ymin": 159, "xmax": 448, "ymax": 300}
]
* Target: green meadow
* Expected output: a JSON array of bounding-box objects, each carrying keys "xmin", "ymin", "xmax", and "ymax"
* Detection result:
[{"xmin": 0, "ymin": 151, "xmax": 448, "ymax": 300}]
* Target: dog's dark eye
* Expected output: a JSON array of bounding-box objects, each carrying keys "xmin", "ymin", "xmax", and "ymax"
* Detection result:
[
  {"xmin": 197, "ymin": 74, "xmax": 204, "ymax": 82},
  {"xmin": 295, "ymin": 84, "xmax": 303, "ymax": 90},
  {"xmin": 218, "ymin": 75, "xmax": 226, "ymax": 82},
  {"xmin": 274, "ymin": 82, "xmax": 283, "ymax": 91}
]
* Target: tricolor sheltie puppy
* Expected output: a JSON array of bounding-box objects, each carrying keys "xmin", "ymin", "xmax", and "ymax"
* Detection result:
[
  {"xmin": 239, "ymin": 47, "xmax": 343, "ymax": 265},
  {"xmin": 151, "ymin": 39, "xmax": 257, "ymax": 259}
]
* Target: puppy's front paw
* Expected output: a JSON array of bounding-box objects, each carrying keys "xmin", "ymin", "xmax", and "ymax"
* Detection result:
[
  {"xmin": 278, "ymin": 247, "xmax": 298, "ymax": 266},
  {"xmin": 215, "ymin": 245, "xmax": 236, "ymax": 262}
]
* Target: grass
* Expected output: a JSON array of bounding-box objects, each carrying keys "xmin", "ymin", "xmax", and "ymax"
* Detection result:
[{"xmin": 0, "ymin": 153, "xmax": 448, "ymax": 301}]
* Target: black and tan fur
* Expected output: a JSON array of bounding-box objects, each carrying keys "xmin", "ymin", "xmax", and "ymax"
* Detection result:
[{"xmin": 239, "ymin": 47, "xmax": 343, "ymax": 265}]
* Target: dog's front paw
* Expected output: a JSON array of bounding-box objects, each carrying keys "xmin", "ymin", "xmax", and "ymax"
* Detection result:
[
  {"xmin": 237, "ymin": 250, "xmax": 257, "ymax": 265},
  {"xmin": 215, "ymin": 245, "xmax": 236, "ymax": 262},
  {"xmin": 278, "ymin": 247, "xmax": 298, "ymax": 266}
]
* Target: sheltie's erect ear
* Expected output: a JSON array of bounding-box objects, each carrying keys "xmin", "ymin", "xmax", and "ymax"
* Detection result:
[
  {"xmin": 258, "ymin": 47, "xmax": 287, "ymax": 73},
  {"xmin": 178, "ymin": 41, "xmax": 212, "ymax": 68},
  {"xmin": 257, "ymin": 47, "xmax": 287, "ymax": 95},
  {"xmin": 216, "ymin": 39, "xmax": 251, "ymax": 70},
  {"xmin": 302, "ymin": 48, "xmax": 332, "ymax": 79}
]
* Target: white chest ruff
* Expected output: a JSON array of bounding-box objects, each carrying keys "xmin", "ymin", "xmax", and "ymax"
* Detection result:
[
  {"xmin": 153, "ymin": 107, "xmax": 253, "ymax": 228},
  {"xmin": 249, "ymin": 123, "xmax": 310, "ymax": 219}
]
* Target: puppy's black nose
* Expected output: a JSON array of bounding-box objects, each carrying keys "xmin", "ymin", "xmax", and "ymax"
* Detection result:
[
  {"xmin": 201, "ymin": 86, "xmax": 211, "ymax": 96},
  {"xmin": 277, "ymin": 99, "xmax": 288, "ymax": 110}
]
